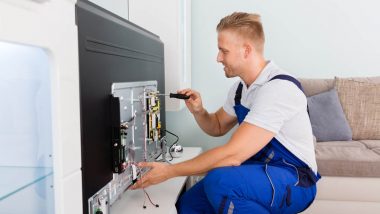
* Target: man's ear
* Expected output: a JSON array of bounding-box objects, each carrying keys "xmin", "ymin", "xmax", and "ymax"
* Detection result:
[{"xmin": 243, "ymin": 43, "xmax": 253, "ymax": 58}]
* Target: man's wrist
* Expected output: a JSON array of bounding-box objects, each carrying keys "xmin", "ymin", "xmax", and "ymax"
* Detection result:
[
  {"xmin": 167, "ymin": 164, "xmax": 180, "ymax": 178},
  {"xmin": 193, "ymin": 107, "xmax": 206, "ymax": 116}
]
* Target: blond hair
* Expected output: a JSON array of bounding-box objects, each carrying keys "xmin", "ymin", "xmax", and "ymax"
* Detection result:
[{"xmin": 217, "ymin": 12, "xmax": 265, "ymax": 53}]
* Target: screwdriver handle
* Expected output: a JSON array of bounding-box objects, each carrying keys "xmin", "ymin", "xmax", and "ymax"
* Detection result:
[{"xmin": 169, "ymin": 93, "xmax": 190, "ymax": 99}]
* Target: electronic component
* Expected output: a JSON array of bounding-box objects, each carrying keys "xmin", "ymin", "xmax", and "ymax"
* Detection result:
[
  {"xmin": 110, "ymin": 81, "xmax": 163, "ymax": 166},
  {"xmin": 145, "ymin": 91, "xmax": 162, "ymax": 144},
  {"xmin": 131, "ymin": 164, "xmax": 138, "ymax": 183},
  {"xmin": 88, "ymin": 188, "xmax": 109, "ymax": 214},
  {"xmin": 110, "ymin": 96, "xmax": 127, "ymax": 173},
  {"xmin": 88, "ymin": 81, "xmax": 167, "ymax": 213}
]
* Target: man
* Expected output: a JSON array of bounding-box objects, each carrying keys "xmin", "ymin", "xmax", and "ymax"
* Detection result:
[{"xmin": 132, "ymin": 12, "xmax": 320, "ymax": 213}]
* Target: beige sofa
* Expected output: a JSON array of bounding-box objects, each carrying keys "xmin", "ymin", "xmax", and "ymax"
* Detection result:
[{"xmin": 299, "ymin": 77, "xmax": 380, "ymax": 214}]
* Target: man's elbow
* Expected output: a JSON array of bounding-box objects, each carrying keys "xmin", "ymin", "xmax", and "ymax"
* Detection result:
[
  {"xmin": 224, "ymin": 149, "xmax": 248, "ymax": 167},
  {"xmin": 210, "ymin": 131, "xmax": 224, "ymax": 137},
  {"xmin": 206, "ymin": 131, "xmax": 223, "ymax": 137},
  {"xmin": 214, "ymin": 155, "xmax": 242, "ymax": 168},
  {"xmin": 230, "ymin": 159, "xmax": 242, "ymax": 166},
  {"xmin": 225, "ymin": 156, "xmax": 243, "ymax": 166},
  {"xmin": 207, "ymin": 128, "xmax": 226, "ymax": 137},
  {"xmin": 214, "ymin": 127, "xmax": 230, "ymax": 137}
]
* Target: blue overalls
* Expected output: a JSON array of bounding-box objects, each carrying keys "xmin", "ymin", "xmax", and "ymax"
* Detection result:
[{"xmin": 176, "ymin": 75, "xmax": 321, "ymax": 214}]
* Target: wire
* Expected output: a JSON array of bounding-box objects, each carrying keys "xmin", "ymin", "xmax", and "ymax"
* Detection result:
[
  {"xmin": 132, "ymin": 130, "xmax": 180, "ymax": 209},
  {"xmin": 135, "ymin": 164, "xmax": 159, "ymax": 209},
  {"xmin": 154, "ymin": 152, "xmax": 163, "ymax": 160},
  {"xmin": 165, "ymin": 129, "xmax": 179, "ymax": 139},
  {"xmin": 143, "ymin": 189, "xmax": 159, "ymax": 207},
  {"xmin": 164, "ymin": 130, "xmax": 179, "ymax": 161}
]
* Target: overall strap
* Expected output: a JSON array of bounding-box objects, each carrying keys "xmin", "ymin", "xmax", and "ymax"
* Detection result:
[
  {"xmin": 234, "ymin": 82, "xmax": 243, "ymax": 106},
  {"xmin": 234, "ymin": 75, "xmax": 304, "ymax": 106},
  {"xmin": 269, "ymin": 74, "xmax": 305, "ymax": 93},
  {"xmin": 269, "ymin": 74, "xmax": 310, "ymax": 115}
]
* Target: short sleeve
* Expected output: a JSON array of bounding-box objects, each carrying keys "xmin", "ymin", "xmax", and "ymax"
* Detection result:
[
  {"xmin": 244, "ymin": 80, "xmax": 307, "ymax": 134},
  {"xmin": 223, "ymin": 81, "xmax": 240, "ymax": 117}
]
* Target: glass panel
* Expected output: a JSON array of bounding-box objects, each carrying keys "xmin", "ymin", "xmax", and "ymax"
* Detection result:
[
  {"xmin": 0, "ymin": 41, "xmax": 54, "ymax": 213},
  {"xmin": 0, "ymin": 171, "xmax": 54, "ymax": 214},
  {"xmin": 0, "ymin": 166, "xmax": 53, "ymax": 201}
]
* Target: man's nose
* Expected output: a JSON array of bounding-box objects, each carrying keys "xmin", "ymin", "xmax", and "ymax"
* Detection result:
[{"xmin": 217, "ymin": 53, "xmax": 223, "ymax": 63}]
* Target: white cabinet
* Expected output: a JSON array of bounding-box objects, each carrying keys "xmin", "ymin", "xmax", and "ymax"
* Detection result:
[
  {"xmin": 129, "ymin": 0, "xmax": 191, "ymax": 111},
  {"xmin": 0, "ymin": 0, "xmax": 82, "ymax": 213}
]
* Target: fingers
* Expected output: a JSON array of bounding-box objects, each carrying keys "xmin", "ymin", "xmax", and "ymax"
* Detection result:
[
  {"xmin": 130, "ymin": 173, "xmax": 152, "ymax": 189},
  {"xmin": 177, "ymin": 88, "xmax": 199, "ymax": 98},
  {"xmin": 138, "ymin": 162, "xmax": 155, "ymax": 168},
  {"xmin": 177, "ymin": 88, "xmax": 191, "ymax": 94},
  {"xmin": 177, "ymin": 90, "xmax": 201, "ymax": 104},
  {"xmin": 129, "ymin": 162, "xmax": 170, "ymax": 190},
  {"xmin": 176, "ymin": 89, "xmax": 203, "ymax": 114},
  {"xmin": 130, "ymin": 162, "xmax": 156, "ymax": 190}
]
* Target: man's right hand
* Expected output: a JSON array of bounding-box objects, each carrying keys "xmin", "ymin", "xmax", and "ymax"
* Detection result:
[
  {"xmin": 177, "ymin": 89, "xmax": 204, "ymax": 114},
  {"xmin": 177, "ymin": 89, "xmax": 237, "ymax": 136}
]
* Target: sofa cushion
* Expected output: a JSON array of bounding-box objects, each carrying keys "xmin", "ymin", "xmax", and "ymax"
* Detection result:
[
  {"xmin": 359, "ymin": 140, "xmax": 380, "ymax": 156},
  {"xmin": 316, "ymin": 140, "xmax": 366, "ymax": 148},
  {"xmin": 339, "ymin": 76, "xmax": 380, "ymax": 83},
  {"xmin": 307, "ymin": 89, "xmax": 352, "ymax": 142},
  {"xmin": 298, "ymin": 79, "xmax": 334, "ymax": 97},
  {"xmin": 315, "ymin": 141, "xmax": 380, "ymax": 177},
  {"xmin": 313, "ymin": 176, "xmax": 380, "ymax": 202},
  {"xmin": 335, "ymin": 77, "xmax": 380, "ymax": 140}
]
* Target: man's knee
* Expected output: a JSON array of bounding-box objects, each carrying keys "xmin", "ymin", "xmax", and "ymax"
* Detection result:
[
  {"xmin": 176, "ymin": 194, "xmax": 190, "ymax": 213},
  {"xmin": 203, "ymin": 167, "xmax": 237, "ymax": 201},
  {"xmin": 204, "ymin": 167, "xmax": 233, "ymax": 187},
  {"xmin": 176, "ymin": 180, "xmax": 215, "ymax": 213}
]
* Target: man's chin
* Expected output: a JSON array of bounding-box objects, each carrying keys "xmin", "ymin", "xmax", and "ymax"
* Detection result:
[{"xmin": 224, "ymin": 73, "xmax": 235, "ymax": 78}]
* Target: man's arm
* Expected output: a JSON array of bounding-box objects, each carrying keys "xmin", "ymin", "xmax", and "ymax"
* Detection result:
[
  {"xmin": 179, "ymin": 89, "xmax": 237, "ymax": 136},
  {"xmin": 193, "ymin": 107, "xmax": 237, "ymax": 136},
  {"xmin": 131, "ymin": 122, "xmax": 275, "ymax": 189}
]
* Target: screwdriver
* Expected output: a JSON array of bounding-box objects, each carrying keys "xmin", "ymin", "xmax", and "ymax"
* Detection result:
[{"xmin": 158, "ymin": 93, "xmax": 190, "ymax": 100}]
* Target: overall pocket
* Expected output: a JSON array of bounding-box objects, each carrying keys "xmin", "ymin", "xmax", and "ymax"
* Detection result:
[
  {"xmin": 288, "ymin": 184, "xmax": 317, "ymax": 213},
  {"xmin": 285, "ymin": 168, "xmax": 318, "ymax": 213},
  {"xmin": 264, "ymin": 164, "xmax": 298, "ymax": 213}
]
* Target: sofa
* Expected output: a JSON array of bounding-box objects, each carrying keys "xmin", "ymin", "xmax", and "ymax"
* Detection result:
[{"xmin": 299, "ymin": 77, "xmax": 380, "ymax": 214}]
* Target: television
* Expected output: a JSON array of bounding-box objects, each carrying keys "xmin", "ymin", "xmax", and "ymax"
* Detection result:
[{"xmin": 76, "ymin": 1, "xmax": 166, "ymax": 213}]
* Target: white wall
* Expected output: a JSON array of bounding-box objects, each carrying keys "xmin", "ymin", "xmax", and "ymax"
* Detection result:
[{"xmin": 166, "ymin": 0, "xmax": 380, "ymax": 151}]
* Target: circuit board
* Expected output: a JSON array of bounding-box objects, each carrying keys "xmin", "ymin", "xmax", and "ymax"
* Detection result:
[{"xmin": 88, "ymin": 81, "xmax": 165, "ymax": 214}]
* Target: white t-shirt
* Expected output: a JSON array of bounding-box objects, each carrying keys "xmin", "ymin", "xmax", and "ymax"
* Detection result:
[{"xmin": 223, "ymin": 61, "xmax": 318, "ymax": 173}]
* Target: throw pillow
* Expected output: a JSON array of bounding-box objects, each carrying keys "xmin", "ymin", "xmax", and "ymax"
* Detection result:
[
  {"xmin": 335, "ymin": 77, "xmax": 380, "ymax": 140},
  {"xmin": 307, "ymin": 88, "xmax": 353, "ymax": 142}
]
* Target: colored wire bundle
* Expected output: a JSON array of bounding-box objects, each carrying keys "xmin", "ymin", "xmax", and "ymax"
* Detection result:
[{"xmin": 135, "ymin": 164, "xmax": 160, "ymax": 209}]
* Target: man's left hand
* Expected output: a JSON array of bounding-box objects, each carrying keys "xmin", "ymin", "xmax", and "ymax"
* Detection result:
[{"xmin": 130, "ymin": 162, "xmax": 173, "ymax": 189}]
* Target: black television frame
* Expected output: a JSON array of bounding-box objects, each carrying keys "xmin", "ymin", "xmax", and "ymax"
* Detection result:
[{"xmin": 76, "ymin": 1, "xmax": 166, "ymax": 213}]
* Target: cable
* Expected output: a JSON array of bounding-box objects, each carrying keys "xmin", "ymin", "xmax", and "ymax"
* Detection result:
[
  {"xmin": 154, "ymin": 152, "xmax": 163, "ymax": 161},
  {"xmin": 132, "ymin": 130, "xmax": 180, "ymax": 209},
  {"xmin": 135, "ymin": 164, "xmax": 159, "ymax": 209},
  {"xmin": 164, "ymin": 130, "xmax": 179, "ymax": 161},
  {"xmin": 165, "ymin": 129, "xmax": 179, "ymax": 140},
  {"xmin": 143, "ymin": 189, "xmax": 159, "ymax": 207}
]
